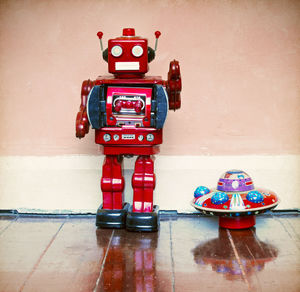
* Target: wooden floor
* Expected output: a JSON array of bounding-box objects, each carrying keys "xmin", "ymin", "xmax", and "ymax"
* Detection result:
[{"xmin": 0, "ymin": 213, "xmax": 299, "ymax": 292}]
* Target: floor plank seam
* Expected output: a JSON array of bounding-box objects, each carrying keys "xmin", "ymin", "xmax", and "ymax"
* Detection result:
[
  {"xmin": 169, "ymin": 220, "xmax": 176, "ymax": 292},
  {"xmin": 93, "ymin": 229, "xmax": 115, "ymax": 292},
  {"xmin": 227, "ymin": 229, "xmax": 251, "ymax": 291},
  {"xmin": 0, "ymin": 217, "xmax": 18, "ymax": 237},
  {"xmin": 18, "ymin": 219, "xmax": 67, "ymax": 292},
  {"xmin": 284, "ymin": 218, "xmax": 300, "ymax": 241},
  {"xmin": 245, "ymin": 244, "xmax": 263, "ymax": 292},
  {"xmin": 274, "ymin": 217, "xmax": 300, "ymax": 251}
]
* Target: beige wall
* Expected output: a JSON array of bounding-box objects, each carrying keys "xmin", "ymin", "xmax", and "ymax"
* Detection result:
[
  {"xmin": 0, "ymin": 0, "xmax": 299, "ymax": 156},
  {"xmin": 0, "ymin": 0, "xmax": 300, "ymax": 212}
]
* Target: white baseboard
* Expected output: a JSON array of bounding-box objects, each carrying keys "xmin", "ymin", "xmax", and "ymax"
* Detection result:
[{"xmin": 0, "ymin": 155, "xmax": 299, "ymax": 213}]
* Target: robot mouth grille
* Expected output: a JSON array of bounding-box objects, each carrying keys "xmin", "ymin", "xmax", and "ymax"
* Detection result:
[{"xmin": 115, "ymin": 62, "xmax": 140, "ymax": 70}]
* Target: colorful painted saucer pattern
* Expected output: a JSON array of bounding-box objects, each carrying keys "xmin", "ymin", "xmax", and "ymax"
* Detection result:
[{"xmin": 191, "ymin": 170, "xmax": 279, "ymax": 217}]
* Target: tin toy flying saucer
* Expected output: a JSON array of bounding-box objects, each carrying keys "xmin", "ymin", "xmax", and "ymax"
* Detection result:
[{"xmin": 191, "ymin": 170, "xmax": 279, "ymax": 229}]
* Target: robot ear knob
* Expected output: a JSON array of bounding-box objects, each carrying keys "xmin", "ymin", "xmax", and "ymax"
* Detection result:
[
  {"xmin": 102, "ymin": 48, "xmax": 108, "ymax": 62},
  {"xmin": 148, "ymin": 47, "xmax": 155, "ymax": 63}
]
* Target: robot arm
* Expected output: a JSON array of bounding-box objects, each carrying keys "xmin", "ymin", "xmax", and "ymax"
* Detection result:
[
  {"xmin": 75, "ymin": 79, "xmax": 95, "ymax": 138},
  {"xmin": 166, "ymin": 60, "xmax": 181, "ymax": 111}
]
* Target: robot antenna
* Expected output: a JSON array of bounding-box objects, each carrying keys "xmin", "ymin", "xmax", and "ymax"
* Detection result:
[
  {"xmin": 97, "ymin": 31, "xmax": 104, "ymax": 52},
  {"xmin": 154, "ymin": 31, "xmax": 161, "ymax": 51}
]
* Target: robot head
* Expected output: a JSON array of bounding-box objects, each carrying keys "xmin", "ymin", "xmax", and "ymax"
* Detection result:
[{"xmin": 97, "ymin": 28, "xmax": 160, "ymax": 78}]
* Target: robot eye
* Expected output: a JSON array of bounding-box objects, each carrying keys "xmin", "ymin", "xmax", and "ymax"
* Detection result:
[
  {"xmin": 111, "ymin": 45, "xmax": 123, "ymax": 57},
  {"xmin": 132, "ymin": 45, "xmax": 143, "ymax": 57}
]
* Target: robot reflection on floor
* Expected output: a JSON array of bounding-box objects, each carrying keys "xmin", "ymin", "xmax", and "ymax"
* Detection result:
[{"xmin": 75, "ymin": 28, "xmax": 181, "ymax": 231}]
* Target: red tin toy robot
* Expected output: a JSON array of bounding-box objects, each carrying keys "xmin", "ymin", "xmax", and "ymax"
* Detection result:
[{"xmin": 75, "ymin": 28, "xmax": 181, "ymax": 231}]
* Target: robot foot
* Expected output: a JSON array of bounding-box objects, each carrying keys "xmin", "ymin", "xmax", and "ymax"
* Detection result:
[
  {"xmin": 96, "ymin": 203, "xmax": 130, "ymax": 229},
  {"xmin": 126, "ymin": 205, "xmax": 160, "ymax": 232}
]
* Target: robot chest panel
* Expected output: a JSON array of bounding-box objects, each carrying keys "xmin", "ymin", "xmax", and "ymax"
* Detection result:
[{"xmin": 106, "ymin": 86, "xmax": 152, "ymax": 128}]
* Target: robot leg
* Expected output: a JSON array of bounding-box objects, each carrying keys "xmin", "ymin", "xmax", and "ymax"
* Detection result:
[
  {"xmin": 132, "ymin": 155, "xmax": 155, "ymax": 212},
  {"xmin": 126, "ymin": 155, "xmax": 159, "ymax": 232},
  {"xmin": 96, "ymin": 155, "xmax": 129, "ymax": 228},
  {"xmin": 101, "ymin": 155, "xmax": 124, "ymax": 210}
]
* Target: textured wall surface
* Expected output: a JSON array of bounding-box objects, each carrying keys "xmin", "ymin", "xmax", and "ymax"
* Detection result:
[{"xmin": 0, "ymin": 0, "xmax": 299, "ymax": 156}]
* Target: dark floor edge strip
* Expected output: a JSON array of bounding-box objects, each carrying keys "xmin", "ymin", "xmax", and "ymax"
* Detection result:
[{"xmin": 0, "ymin": 209, "xmax": 299, "ymax": 218}]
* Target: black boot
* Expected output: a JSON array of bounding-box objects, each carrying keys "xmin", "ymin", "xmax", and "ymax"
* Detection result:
[
  {"xmin": 126, "ymin": 205, "xmax": 160, "ymax": 232},
  {"xmin": 96, "ymin": 203, "xmax": 130, "ymax": 229}
]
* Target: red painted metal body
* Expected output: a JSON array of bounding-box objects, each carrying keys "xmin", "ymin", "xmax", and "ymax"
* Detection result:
[
  {"xmin": 101, "ymin": 155, "xmax": 125, "ymax": 210},
  {"xmin": 75, "ymin": 28, "xmax": 181, "ymax": 215},
  {"xmin": 108, "ymin": 36, "xmax": 148, "ymax": 77},
  {"xmin": 105, "ymin": 86, "xmax": 152, "ymax": 127},
  {"xmin": 132, "ymin": 156, "xmax": 156, "ymax": 212},
  {"xmin": 95, "ymin": 128, "xmax": 162, "ymax": 147},
  {"xmin": 219, "ymin": 215, "xmax": 256, "ymax": 229}
]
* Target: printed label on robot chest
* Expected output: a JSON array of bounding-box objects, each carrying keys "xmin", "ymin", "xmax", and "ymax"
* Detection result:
[{"xmin": 122, "ymin": 134, "xmax": 135, "ymax": 140}]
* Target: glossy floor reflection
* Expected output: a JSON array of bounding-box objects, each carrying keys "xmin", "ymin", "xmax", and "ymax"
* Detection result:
[
  {"xmin": 0, "ymin": 214, "xmax": 299, "ymax": 291},
  {"xmin": 192, "ymin": 228, "xmax": 278, "ymax": 283}
]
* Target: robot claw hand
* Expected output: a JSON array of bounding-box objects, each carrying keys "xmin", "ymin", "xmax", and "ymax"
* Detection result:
[
  {"xmin": 76, "ymin": 79, "xmax": 95, "ymax": 138},
  {"xmin": 76, "ymin": 108, "xmax": 89, "ymax": 138},
  {"xmin": 167, "ymin": 60, "xmax": 181, "ymax": 110}
]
